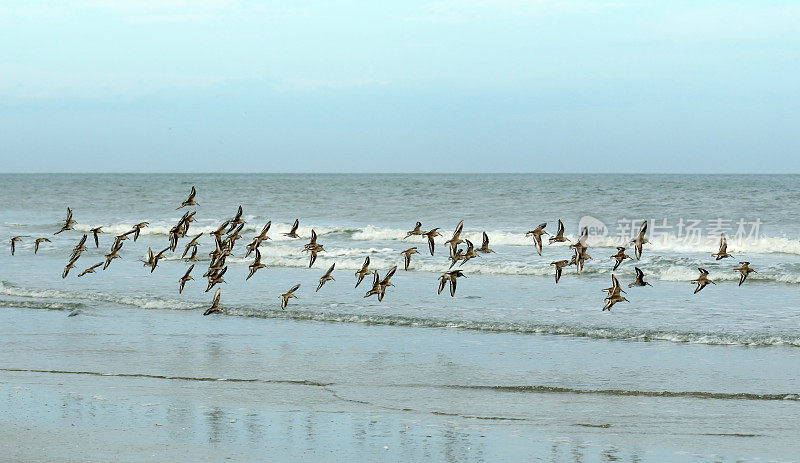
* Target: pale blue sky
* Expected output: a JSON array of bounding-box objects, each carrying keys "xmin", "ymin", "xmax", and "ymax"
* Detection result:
[{"xmin": 1, "ymin": 0, "xmax": 798, "ymax": 173}]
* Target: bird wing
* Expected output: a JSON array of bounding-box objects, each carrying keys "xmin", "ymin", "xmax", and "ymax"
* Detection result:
[
  {"xmin": 611, "ymin": 274, "xmax": 622, "ymax": 292},
  {"xmin": 382, "ymin": 266, "xmax": 397, "ymax": 284},
  {"xmin": 453, "ymin": 220, "xmax": 463, "ymax": 238}
]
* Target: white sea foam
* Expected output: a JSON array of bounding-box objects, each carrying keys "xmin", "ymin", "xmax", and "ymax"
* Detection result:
[
  {"xmin": 137, "ymin": 241, "xmax": 800, "ymax": 283},
  {"xmin": 73, "ymin": 221, "xmax": 800, "ymax": 256},
  {"xmin": 0, "ymin": 281, "xmax": 201, "ymax": 311}
]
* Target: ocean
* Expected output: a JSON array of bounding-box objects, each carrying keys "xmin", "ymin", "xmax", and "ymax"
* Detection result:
[{"xmin": 1, "ymin": 173, "xmax": 798, "ymax": 462}]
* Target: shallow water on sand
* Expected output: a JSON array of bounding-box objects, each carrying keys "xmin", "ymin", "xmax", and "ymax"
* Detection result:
[{"xmin": 1, "ymin": 174, "xmax": 799, "ymax": 461}]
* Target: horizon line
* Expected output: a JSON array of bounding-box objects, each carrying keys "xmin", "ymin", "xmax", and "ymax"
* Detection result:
[{"xmin": 0, "ymin": 171, "xmax": 798, "ymax": 176}]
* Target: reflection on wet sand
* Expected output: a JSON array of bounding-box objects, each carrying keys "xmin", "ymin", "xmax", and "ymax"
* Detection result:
[{"xmin": 3, "ymin": 374, "xmax": 656, "ymax": 462}]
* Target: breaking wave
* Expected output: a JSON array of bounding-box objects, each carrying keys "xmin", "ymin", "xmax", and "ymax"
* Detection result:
[{"xmin": 71, "ymin": 221, "xmax": 800, "ymax": 255}]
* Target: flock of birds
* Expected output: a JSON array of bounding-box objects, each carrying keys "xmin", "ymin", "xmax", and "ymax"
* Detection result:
[{"xmin": 8, "ymin": 186, "xmax": 758, "ymax": 315}]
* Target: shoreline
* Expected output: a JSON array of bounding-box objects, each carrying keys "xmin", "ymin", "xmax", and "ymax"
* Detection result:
[{"xmin": 1, "ymin": 304, "xmax": 799, "ymax": 462}]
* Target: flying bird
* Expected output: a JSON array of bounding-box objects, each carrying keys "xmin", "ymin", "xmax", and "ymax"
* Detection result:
[
  {"xmin": 283, "ymin": 219, "xmax": 300, "ymax": 238},
  {"xmin": 550, "ymin": 260, "xmax": 568, "ymax": 284},
  {"xmin": 179, "ymin": 264, "xmax": 194, "ymax": 293},
  {"xmin": 712, "ymin": 234, "xmax": 732, "ymax": 260},
  {"xmin": 459, "ymin": 239, "xmax": 479, "ymax": 266},
  {"xmin": 203, "ymin": 288, "xmax": 222, "ymax": 316},
  {"xmin": 476, "ymin": 232, "xmax": 494, "ymax": 253},
  {"xmin": 630, "ymin": 221, "xmax": 648, "ymax": 260},
  {"xmin": 279, "ymin": 284, "xmax": 301, "ymax": 310},
  {"xmin": 422, "ymin": 228, "xmax": 441, "ymax": 256},
  {"xmin": 733, "ymin": 262, "xmax": 755, "ymax": 286},
  {"xmin": 526, "ymin": 223, "xmax": 548, "ymax": 256},
  {"xmin": 205, "ymin": 266, "xmax": 227, "ymax": 292},
  {"xmin": 10, "ymin": 236, "xmax": 21, "ymax": 255},
  {"xmin": 62, "ymin": 255, "xmax": 80, "ymax": 279},
  {"xmin": 182, "ymin": 233, "xmax": 203, "ymax": 259},
  {"xmin": 610, "ymin": 247, "xmax": 630, "ymax": 271},
  {"xmin": 628, "ymin": 267, "xmax": 652, "ymax": 287},
  {"xmin": 132, "ymin": 222, "xmax": 149, "ymax": 241},
  {"xmin": 602, "ymin": 274, "xmax": 628, "ymax": 311},
  {"xmin": 691, "ymin": 268, "xmax": 715, "ymax": 294},
  {"xmin": 34, "ymin": 237, "xmax": 51, "ymax": 254},
  {"xmin": 54, "ymin": 208, "xmax": 75, "ymax": 235},
  {"xmin": 178, "ymin": 186, "xmax": 198, "ymax": 209},
  {"xmin": 401, "ymin": 247, "xmax": 419, "ymax": 271},
  {"xmin": 354, "ymin": 256, "xmax": 371, "ymax": 288},
  {"xmin": 376, "ymin": 266, "xmax": 397, "ymax": 301},
  {"xmin": 444, "ymin": 220, "xmax": 464, "ymax": 250},
  {"xmin": 548, "ymin": 220, "xmax": 569, "ymax": 244},
  {"xmin": 363, "ymin": 271, "xmax": 381, "ymax": 299},
  {"xmin": 438, "ymin": 270, "xmax": 466, "ymax": 297},
  {"xmin": 77, "ymin": 262, "xmax": 103, "ymax": 277},
  {"xmin": 103, "ymin": 240, "xmax": 124, "ymax": 270},
  {"xmin": 404, "ymin": 222, "xmax": 423, "ymax": 239},
  {"xmin": 150, "ymin": 247, "xmax": 170, "ymax": 273},
  {"xmin": 71, "ymin": 234, "xmax": 88, "ymax": 260},
  {"xmin": 316, "ymin": 263, "xmax": 336, "ymax": 292},
  {"xmin": 246, "ymin": 249, "xmax": 266, "ymax": 280},
  {"xmin": 602, "ymin": 293, "xmax": 628, "ymax": 311},
  {"xmin": 89, "ymin": 227, "xmax": 102, "ymax": 247}
]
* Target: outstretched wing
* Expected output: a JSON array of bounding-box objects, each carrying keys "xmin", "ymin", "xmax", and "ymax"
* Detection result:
[
  {"xmin": 453, "ymin": 220, "xmax": 463, "ymax": 237},
  {"xmin": 533, "ymin": 235, "xmax": 543, "ymax": 256},
  {"xmin": 382, "ymin": 265, "xmax": 397, "ymax": 283}
]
